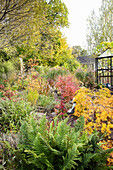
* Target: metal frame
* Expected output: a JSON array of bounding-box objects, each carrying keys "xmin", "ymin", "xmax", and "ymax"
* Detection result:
[{"xmin": 95, "ymin": 56, "xmax": 113, "ymax": 86}]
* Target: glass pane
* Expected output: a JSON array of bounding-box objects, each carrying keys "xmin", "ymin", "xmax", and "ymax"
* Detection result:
[
  {"xmin": 98, "ymin": 58, "xmax": 111, "ymax": 69},
  {"xmin": 97, "ymin": 57, "xmax": 113, "ymax": 86}
]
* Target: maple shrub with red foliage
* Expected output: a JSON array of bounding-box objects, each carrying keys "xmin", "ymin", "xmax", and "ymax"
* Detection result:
[
  {"xmin": 55, "ymin": 76, "xmax": 79, "ymax": 115},
  {"xmin": 55, "ymin": 76, "xmax": 79, "ymax": 103}
]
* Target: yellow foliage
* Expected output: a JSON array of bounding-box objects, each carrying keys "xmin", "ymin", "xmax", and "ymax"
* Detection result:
[
  {"xmin": 27, "ymin": 88, "xmax": 39, "ymax": 105},
  {"xmin": 25, "ymin": 71, "xmax": 50, "ymax": 105},
  {"xmin": 73, "ymin": 87, "xmax": 113, "ymax": 165}
]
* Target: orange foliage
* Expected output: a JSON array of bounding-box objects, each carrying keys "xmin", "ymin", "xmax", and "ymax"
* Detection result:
[
  {"xmin": 28, "ymin": 57, "xmax": 39, "ymax": 68},
  {"xmin": 73, "ymin": 87, "xmax": 113, "ymax": 165}
]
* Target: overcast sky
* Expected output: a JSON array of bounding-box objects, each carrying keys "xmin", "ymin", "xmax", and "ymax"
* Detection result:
[{"xmin": 61, "ymin": 0, "xmax": 102, "ymax": 49}]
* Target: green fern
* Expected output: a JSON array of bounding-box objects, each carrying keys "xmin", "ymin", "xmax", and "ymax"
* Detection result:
[
  {"xmin": 37, "ymin": 114, "xmax": 48, "ymax": 137},
  {"xmin": 55, "ymin": 117, "xmax": 70, "ymax": 149},
  {"xmin": 3, "ymin": 115, "xmax": 112, "ymax": 170},
  {"xmin": 74, "ymin": 116, "xmax": 85, "ymax": 132},
  {"xmin": 24, "ymin": 150, "xmax": 53, "ymax": 170},
  {"xmin": 61, "ymin": 144, "xmax": 82, "ymax": 170},
  {"xmin": 19, "ymin": 121, "xmax": 30, "ymax": 149}
]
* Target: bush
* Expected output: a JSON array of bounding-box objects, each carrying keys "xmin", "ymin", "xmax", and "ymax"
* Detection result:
[
  {"xmin": 25, "ymin": 75, "xmax": 51, "ymax": 98},
  {"xmin": 0, "ymin": 60, "xmax": 16, "ymax": 80},
  {"xmin": 63, "ymin": 58, "xmax": 81, "ymax": 72},
  {"xmin": 43, "ymin": 66, "xmax": 68, "ymax": 80},
  {"xmin": 0, "ymin": 97, "xmax": 34, "ymax": 132},
  {"xmin": 54, "ymin": 75, "xmax": 79, "ymax": 116},
  {"xmin": 2, "ymin": 116, "xmax": 112, "ymax": 169},
  {"xmin": 37, "ymin": 95, "xmax": 60, "ymax": 112},
  {"xmin": 34, "ymin": 66, "xmax": 68, "ymax": 80},
  {"xmin": 26, "ymin": 88, "xmax": 39, "ymax": 106},
  {"xmin": 73, "ymin": 87, "xmax": 113, "ymax": 165},
  {"xmin": 34, "ymin": 65, "xmax": 50, "ymax": 76},
  {"xmin": 84, "ymin": 71, "xmax": 95, "ymax": 89},
  {"xmin": 55, "ymin": 75, "xmax": 79, "ymax": 103},
  {"xmin": 75, "ymin": 68, "xmax": 85, "ymax": 83},
  {"xmin": 75, "ymin": 68, "xmax": 95, "ymax": 89}
]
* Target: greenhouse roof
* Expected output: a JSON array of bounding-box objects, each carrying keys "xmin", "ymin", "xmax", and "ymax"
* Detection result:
[
  {"xmin": 98, "ymin": 48, "xmax": 113, "ymax": 58},
  {"xmin": 77, "ymin": 55, "xmax": 95, "ymax": 64}
]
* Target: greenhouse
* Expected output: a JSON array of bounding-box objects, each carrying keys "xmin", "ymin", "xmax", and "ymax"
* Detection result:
[{"xmin": 95, "ymin": 48, "xmax": 113, "ymax": 87}]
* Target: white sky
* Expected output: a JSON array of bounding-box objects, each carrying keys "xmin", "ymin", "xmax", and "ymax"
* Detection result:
[{"xmin": 61, "ymin": 0, "xmax": 102, "ymax": 49}]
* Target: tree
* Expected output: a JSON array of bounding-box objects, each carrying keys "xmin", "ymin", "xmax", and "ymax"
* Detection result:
[
  {"xmin": 72, "ymin": 45, "xmax": 88, "ymax": 57},
  {"xmin": 0, "ymin": 0, "xmax": 69, "ymax": 49},
  {"xmin": 0, "ymin": 0, "xmax": 29, "ymax": 22},
  {"xmin": 94, "ymin": 41, "xmax": 113, "ymax": 55},
  {"xmin": 16, "ymin": 29, "xmax": 74, "ymax": 68},
  {"xmin": 86, "ymin": 0, "xmax": 113, "ymax": 53},
  {"xmin": 0, "ymin": 0, "xmax": 34, "ymax": 48}
]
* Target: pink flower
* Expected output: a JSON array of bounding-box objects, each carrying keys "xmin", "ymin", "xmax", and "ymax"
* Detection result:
[
  {"xmin": 1, "ymin": 97, "xmax": 5, "ymax": 100},
  {"xmin": 74, "ymin": 119, "xmax": 76, "ymax": 123},
  {"xmin": 0, "ymin": 84, "xmax": 5, "ymax": 89},
  {"xmin": 55, "ymin": 105, "xmax": 59, "ymax": 109},
  {"xmin": 60, "ymin": 105, "xmax": 64, "ymax": 109},
  {"xmin": 60, "ymin": 112, "xmax": 64, "ymax": 115}
]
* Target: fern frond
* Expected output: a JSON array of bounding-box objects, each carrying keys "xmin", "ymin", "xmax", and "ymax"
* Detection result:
[
  {"xmin": 28, "ymin": 117, "xmax": 37, "ymax": 143},
  {"xmin": 69, "ymin": 128, "xmax": 80, "ymax": 145},
  {"xmin": 80, "ymin": 131, "xmax": 88, "ymax": 143},
  {"xmin": 48, "ymin": 133, "xmax": 57, "ymax": 148},
  {"xmin": 55, "ymin": 117, "xmax": 70, "ymax": 145},
  {"xmin": 24, "ymin": 149, "xmax": 44, "ymax": 161},
  {"xmin": 38, "ymin": 114, "xmax": 48, "ymax": 137},
  {"xmin": 82, "ymin": 152, "xmax": 97, "ymax": 167},
  {"xmin": 19, "ymin": 121, "xmax": 30, "ymax": 149},
  {"xmin": 74, "ymin": 116, "xmax": 85, "ymax": 132},
  {"xmin": 24, "ymin": 150, "xmax": 53, "ymax": 169},
  {"xmin": 35, "ymin": 132, "xmax": 60, "ymax": 155},
  {"xmin": 61, "ymin": 144, "xmax": 81, "ymax": 170}
]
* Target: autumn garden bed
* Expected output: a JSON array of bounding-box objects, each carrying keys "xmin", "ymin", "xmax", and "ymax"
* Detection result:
[{"xmin": 0, "ymin": 66, "xmax": 113, "ymax": 169}]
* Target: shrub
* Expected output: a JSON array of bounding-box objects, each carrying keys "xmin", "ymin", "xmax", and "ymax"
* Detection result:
[
  {"xmin": 0, "ymin": 60, "xmax": 16, "ymax": 80},
  {"xmin": 75, "ymin": 68, "xmax": 85, "ymax": 83},
  {"xmin": 73, "ymin": 88, "xmax": 113, "ymax": 136},
  {"xmin": 25, "ymin": 77, "xmax": 51, "ymax": 106},
  {"xmin": 2, "ymin": 116, "xmax": 113, "ymax": 169},
  {"xmin": 55, "ymin": 75, "xmax": 79, "ymax": 103},
  {"xmin": 26, "ymin": 88, "xmax": 39, "ymax": 106},
  {"xmin": 37, "ymin": 95, "xmax": 60, "ymax": 112},
  {"xmin": 73, "ymin": 87, "xmax": 113, "ymax": 165},
  {"xmin": 43, "ymin": 66, "xmax": 68, "ymax": 80},
  {"xmin": 34, "ymin": 65, "xmax": 50, "ymax": 76},
  {"xmin": 2, "ymin": 89, "xmax": 16, "ymax": 99},
  {"xmin": 0, "ymin": 97, "xmax": 34, "ymax": 132},
  {"xmin": 75, "ymin": 69, "xmax": 95, "ymax": 89},
  {"xmin": 15, "ymin": 75, "xmax": 29, "ymax": 90},
  {"xmin": 54, "ymin": 75, "xmax": 79, "ymax": 116},
  {"xmin": 63, "ymin": 58, "xmax": 81, "ymax": 72}
]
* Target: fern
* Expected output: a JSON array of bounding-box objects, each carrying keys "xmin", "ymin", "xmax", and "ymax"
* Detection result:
[
  {"xmin": 55, "ymin": 117, "xmax": 70, "ymax": 148},
  {"xmin": 24, "ymin": 150, "xmax": 53, "ymax": 170},
  {"xmin": 28, "ymin": 117, "xmax": 38, "ymax": 144},
  {"xmin": 61, "ymin": 144, "xmax": 82, "ymax": 170},
  {"xmin": 81, "ymin": 152, "xmax": 97, "ymax": 167},
  {"xmin": 74, "ymin": 116, "xmax": 85, "ymax": 132},
  {"xmin": 37, "ymin": 114, "xmax": 48, "ymax": 137},
  {"xmin": 3, "ymin": 115, "xmax": 112, "ymax": 169},
  {"xmin": 33, "ymin": 132, "xmax": 60, "ymax": 156},
  {"xmin": 19, "ymin": 121, "xmax": 30, "ymax": 149}
]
